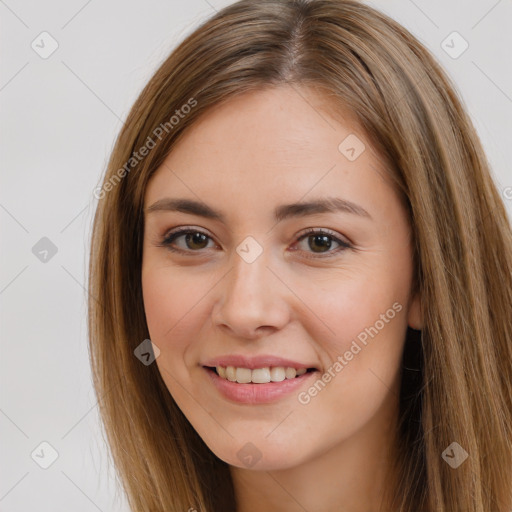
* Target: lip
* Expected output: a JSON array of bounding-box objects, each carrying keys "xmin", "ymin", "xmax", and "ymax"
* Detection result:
[
  {"xmin": 203, "ymin": 366, "xmax": 318, "ymax": 404},
  {"xmin": 201, "ymin": 354, "xmax": 318, "ymax": 370}
]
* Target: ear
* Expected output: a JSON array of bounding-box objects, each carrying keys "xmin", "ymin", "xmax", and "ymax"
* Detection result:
[{"xmin": 407, "ymin": 291, "xmax": 423, "ymax": 330}]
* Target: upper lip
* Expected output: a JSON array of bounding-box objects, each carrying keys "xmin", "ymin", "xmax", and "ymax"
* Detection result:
[{"xmin": 201, "ymin": 355, "xmax": 318, "ymax": 370}]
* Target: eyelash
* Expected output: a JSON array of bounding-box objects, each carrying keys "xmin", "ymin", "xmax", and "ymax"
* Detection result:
[{"xmin": 157, "ymin": 226, "xmax": 352, "ymax": 259}]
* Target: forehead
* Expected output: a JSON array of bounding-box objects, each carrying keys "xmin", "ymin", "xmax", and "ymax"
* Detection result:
[{"xmin": 144, "ymin": 85, "xmax": 398, "ymax": 222}]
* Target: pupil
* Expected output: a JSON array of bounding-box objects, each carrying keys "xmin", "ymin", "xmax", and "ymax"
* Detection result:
[
  {"xmin": 310, "ymin": 234, "xmax": 331, "ymax": 252},
  {"xmin": 187, "ymin": 232, "xmax": 208, "ymax": 249}
]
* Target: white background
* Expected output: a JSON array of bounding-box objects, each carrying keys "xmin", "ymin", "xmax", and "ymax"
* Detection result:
[{"xmin": 1, "ymin": 0, "xmax": 511, "ymax": 510}]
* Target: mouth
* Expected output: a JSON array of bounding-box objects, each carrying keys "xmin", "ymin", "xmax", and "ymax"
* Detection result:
[
  {"xmin": 204, "ymin": 365, "xmax": 318, "ymax": 384},
  {"xmin": 202, "ymin": 364, "xmax": 319, "ymax": 404}
]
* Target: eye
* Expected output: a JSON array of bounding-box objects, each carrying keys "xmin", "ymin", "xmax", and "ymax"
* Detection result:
[
  {"xmin": 291, "ymin": 228, "xmax": 352, "ymax": 259},
  {"xmin": 159, "ymin": 228, "xmax": 217, "ymax": 254},
  {"xmin": 158, "ymin": 226, "xmax": 352, "ymax": 258}
]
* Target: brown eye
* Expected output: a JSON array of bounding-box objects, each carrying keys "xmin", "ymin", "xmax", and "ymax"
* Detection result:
[
  {"xmin": 294, "ymin": 228, "xmax": 352, "ymax": 258},
  {"xmin": 161, "ymin": 229, "xmax": 215, "ymax": 253},
  {"xmin": 305, "ymin": 233, "xmax": 334, "ymax": 253},
  {"xmin": 159, "ymin": 226, "xmax": 351, "ymax": 259},
  {"xmin": 181, "ymin": 232, "xmax": 210, "ymax": 250}
]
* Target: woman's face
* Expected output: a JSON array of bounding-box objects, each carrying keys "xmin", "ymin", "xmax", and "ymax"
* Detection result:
[{"xmin": 142, "ymin": 85, "xmax": 421, "ymax": 471}]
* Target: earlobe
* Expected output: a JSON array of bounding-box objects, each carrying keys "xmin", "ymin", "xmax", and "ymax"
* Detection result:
[{"xmin": 407, "ymin": 291, "xmax": 423, "ymax": 330}]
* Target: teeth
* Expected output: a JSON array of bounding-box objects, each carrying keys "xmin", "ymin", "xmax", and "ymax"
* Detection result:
[
  {"xmin": 252, "ymin": 367, "xmax": 271, "ymax": 383},
  {"xmin": 225, "ymin": 366, "xmax": 237, "ymax": 382},
  {"xmin": 215, "ymin": 365, "xmax": 311, "ymax": 383},
  {"xmin": 270, "ymin": 367, "xmax": 285, "ymax": 382},
  {"xmin": 235, "ymin": 367, "xmax": 252, "ymax": 384},
  {"xmin": 285, "ymin": 367, "xmax": 297, "ymax": 379}
]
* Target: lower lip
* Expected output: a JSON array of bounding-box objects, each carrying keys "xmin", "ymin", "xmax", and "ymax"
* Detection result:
[{"xmin": 203, "ymin": 367, "xmax": 318, "ymax": 404}]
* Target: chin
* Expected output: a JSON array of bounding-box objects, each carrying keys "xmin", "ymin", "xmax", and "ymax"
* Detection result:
[{"xmin": 208, "ymin": 437, "xmax": 308, "ymax": 471}]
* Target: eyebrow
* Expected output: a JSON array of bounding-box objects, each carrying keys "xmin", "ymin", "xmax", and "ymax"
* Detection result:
[{"xmin": 145, "ymin": 197, "xmax": 372, "ymax": 223}]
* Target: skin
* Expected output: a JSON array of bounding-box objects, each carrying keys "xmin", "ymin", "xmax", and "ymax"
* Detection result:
[{"xmin": 141, "ymin": 84, "xmax": 422, "ymax": 512}]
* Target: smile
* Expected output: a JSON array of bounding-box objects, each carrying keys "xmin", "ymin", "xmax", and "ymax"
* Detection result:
[
  {"xmin": 203, "ymin": 365, "xmax": 319, "ymax": 404},
  {"xmin": 213, "ymin": 365, "xmax": 310, "ymax": 383}
]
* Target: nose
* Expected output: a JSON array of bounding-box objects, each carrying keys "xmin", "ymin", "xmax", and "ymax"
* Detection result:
[{"xmin": 211, "ymin": 244, "xmax": 291, "ymax": 340}]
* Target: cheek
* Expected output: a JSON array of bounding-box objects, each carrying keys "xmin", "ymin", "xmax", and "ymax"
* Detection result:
[
  {"xmin": 142, "ymin": 268, "xmax": 177, "ymax": 340},
  {"xmin": 292, "ymin": 288, "xmax": 407, "ymax": 450},
  {"xmin": 297, "ymin": 268, "xmax": 408, "ymax": 350},
  {"xmin": 141, "ymin": 266, "xmax": 201, "ymax": 347},
  {"xmin": 141, "ymin": 267, "xmax": 202, "ymax": 399},
  {"xmin": 141, "ymin": 264, "xmax": 222, "ymax": 371},
  {"xmin": 295, "ymin": 270, "xmax": 408, "ymax": 404}
]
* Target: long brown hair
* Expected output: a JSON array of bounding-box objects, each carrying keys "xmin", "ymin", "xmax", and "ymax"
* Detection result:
[{"xmin": 87, "ymin": 1, "xmax": 512, "ymax": 510}]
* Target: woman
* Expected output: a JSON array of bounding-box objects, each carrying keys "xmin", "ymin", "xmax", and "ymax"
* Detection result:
[{"xmin": 88, "ymin": 1, "xmax": 512, "ymax": 510}]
